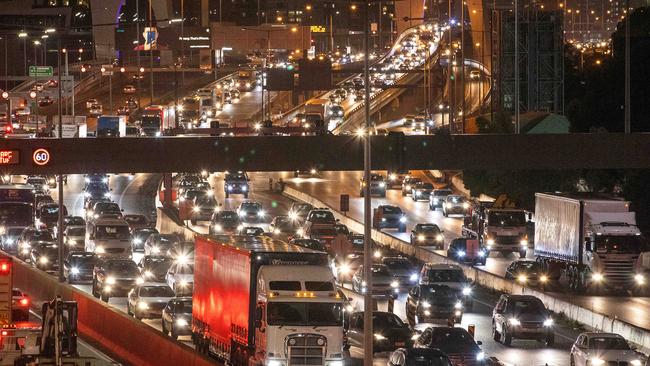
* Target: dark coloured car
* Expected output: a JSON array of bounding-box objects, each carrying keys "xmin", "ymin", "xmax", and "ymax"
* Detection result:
[
  {"xmin": 411, "ymin": 182, "xmax": 434, "ymax": 202},
  {"xmin": 35, "ymin": 203, "xmax": 68, "ymax": 229},
  {"xmin": 414, "ymin": 327, "xmax": 486, "ymax": 365},
  {"xmin": 429, "ymin": 189, "xmax": 453, "ymax": 210},
  {"xmin": 288, "ymin": 202, "xmax": 313, "ymax": 222},
  {"xmin": 306, "ymin": 226, "xmax": 338, "ymax": 250},
  {"xmin": 123, "ymin": 214, "xmax": 150, "ymax": 230},
  {"xmin": 372, "ymin": 205, "xmax": 407, "ymax": 232},
  {"xmin": 224, "ymin": 171, "xmax": 249, "ymax": 198},
  {"xmin": 138, "ymin": 255, "xmax": 174, "ymax": 282},
  {"xmin": 360, "ymin": 173, "xmax": 387, "ymax": 197},
  {"xmin": 410, "ymin": 223, "xmax": 444, "ymax": 248},
  {"xmin": 63, "ymin": 251, "xmax": 97, "ymax": 284},
  {"xmin": 382, "ymin": 256, "xmax": 419, "ymax": 287},
  {"xmin": 30, "ymin": 241, "xmax": 59, "ymax": 271},
  {"xmin": 92, "ymin": 258, "xmax": 142, "ymax": 302},
  {"xmin": 269, "ymin": 215, "xmax": 299, "ymax": 236},
  {"xmin": 289, "ymin": 238, "xmax": 326, "ymax": 252},
  {"xmin": 388, "ymin": 348, "xmax": 453, "ymax": 366},
  {"xmin": 1, "ymin": 227, "xmax": 25, "ymax": 255},
  {"xmin": 442, "ymin": 195, "xmax": 469, "ymax": 217},
  {"xmin": 89, "ymin": 201, "xmax": 122, "ymax": 220},
  {"xmin": 401, "ymin": 177, "xmax": 422, "ymax": 196},
  {"xmin": 18, "ymin": 227, "xmax": 54, "ymax": 260},
  {"xmin": 504, "ymin": 260, "xmax": 548, "ymax": 287},
  {"xmin": 144, "ymin": 233, "xmax": 182, "ymax": 257},
  {"xmin": 406, "ymin": 284, "xmax": 463, "ymax": 325},
  {"xmin": 237, "ymin": 201, "xmax": 265, "ymax": 223},
  {"xmin": 209, "ymin": 210, "xmax": 241, "ymax": 234},
  {"xmin": 161, "ymin": 297, "xmax": 192, "ymax": 339},
  {"xmin": 131, "ymin": 227, "xmax": 159, "ymax": 252},
  {"xmin": 347, "ymin": 311, "xmax": 414, "ymax": 353},
  {"xmin": 190, "ymin": 195, "xmax": 219, "ymax": 225},
  {"xmin": 305, "ymin": 209, "xmax": 336, "ymax": 225},
  {"xmin": 352, "ymin": 264, "xmax": 399, "ymax": 298},
  {"xmin": 447, "ymin": 238, "xmax": 488, "ymax": 266},
  {"xmin": 492, "ymin": 294, "xmax": 554, "ymax": 346}
]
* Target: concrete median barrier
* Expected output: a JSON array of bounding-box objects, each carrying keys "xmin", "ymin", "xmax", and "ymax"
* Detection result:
[
  {"xmin": 282, "ymin": 186, "xmax": 650, "ymax": 353},
  {"xmin": 11, "ymin": 257, "xmax": 217, "ymax": 366}
]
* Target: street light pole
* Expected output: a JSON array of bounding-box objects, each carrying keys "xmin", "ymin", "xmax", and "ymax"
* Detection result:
[
  {"xmin": 136, "ymin": 0, "xmax": 142, "ymax": 109},
  {"xmin": 362, "ymin": 1, "xmax": 374, "ymax": 365},
  {"xmin": 149, "ymin": 0, "xmax": 154, "ymax": 105},
  {"xmin": 448, "ymin": 0, "xmax": 454, "ymax": 133},
  {"xmin": 514, "ymin": 0, "xmax": 520, "ymax": 133},
  {"xmin": 624, "ymin": 0, "xmax": 630, "ymax": 133},
  {"xmin": 57, "ymin": 38, "xmax": 64, "ymax": 283}
]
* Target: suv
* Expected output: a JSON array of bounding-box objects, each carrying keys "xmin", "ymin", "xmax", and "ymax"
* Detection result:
[
  {"xmin": 223, "ymin": 171, "xmax": 249, "ymax": 198},
  {"xmin": 372, "ymin": 205, "xmax": 407, "ymax": 232},
  {"xmin": 447, "ymin": 238, "xmax": 488, "ymax": 266},
  {"xmin": 406, "ymin": 284, "xmax": 463, "ymax": 325},
  {"xmin": 209, "ymin": 210, "xmax": 242, "ymax": 234},
  {"xmin": 92, "ymin": 258, "xmax": 142, "ymax": 302},
  {"xmin": 360, "ymin": 173, "xmax": 387, "ymax": 197},
  {"xmin": 411, "ymin": 182, "xmax": 433, "ymax": 202},
  {"xmin": 492, "ymin": 294, "xmax": 554, "ymax": 346},
  {"xmin": 401, "ymin": 177, "xmax": 422, "ymax": 197},
  {"xmin": 419, "ymin": 263, "xmax": 473, "ymax": 308},
  {"xmin": 429, "ymin": 188, "xmax": 453, "ymax": 210},
  {"xmin": 410, "ymin": 223, "xmax": 444, "ymax": 248},
  {"xmin": 237, "ymin": 201, "xmax": 265, "ymax": 223},
  {"xmin": 442, "ymin": 194, "xmax": 469, "ymax": 217},
  {"xmin": 191, "ymin": 194, "xmax": 219, "ymax": 225}
]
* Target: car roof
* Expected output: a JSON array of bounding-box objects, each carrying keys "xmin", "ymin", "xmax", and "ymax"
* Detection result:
[{"xmin": 423, "ymin": 263, "xmax": 463, "ymax": 270}]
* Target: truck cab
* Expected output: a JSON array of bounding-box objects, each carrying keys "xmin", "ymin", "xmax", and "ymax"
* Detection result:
[
  {"xmin": 463, "ymin": 201, "xmax": 528, "ymax": 258},
  {"xmin": 255, "ymin": 265, "xmax": 344, "ymax": 366}
]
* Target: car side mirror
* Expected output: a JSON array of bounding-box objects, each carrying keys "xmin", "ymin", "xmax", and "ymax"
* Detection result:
[{"xmin": 476, "ymin": 341, "xmax": 483, "ymax": 346}]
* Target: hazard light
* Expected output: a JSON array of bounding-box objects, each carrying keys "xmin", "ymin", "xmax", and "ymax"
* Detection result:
[{"xmin": 295, "ymin": 292, "xmax": 315, "ymax": 298}]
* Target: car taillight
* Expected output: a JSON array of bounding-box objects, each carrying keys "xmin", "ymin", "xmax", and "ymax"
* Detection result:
[
  {"xmin": 20, "ymin": 298, "xmax": 28, "ymax": 306},
  {"xmin": 4, "ymin": 125, "xmax": 12, "ymax": 134}
]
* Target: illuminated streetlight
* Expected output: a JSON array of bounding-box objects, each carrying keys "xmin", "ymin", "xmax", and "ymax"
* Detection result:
[
  {"xmin": 44, "ymin": 28, "xmax": 56, "ymax": 34},
  {"xmin": 350, "ymin": 4, "xmax": 357, "ymax": 10},
  {"xmin": 305, "ymin": 4, "xmax": 312, "ymax": 10}
]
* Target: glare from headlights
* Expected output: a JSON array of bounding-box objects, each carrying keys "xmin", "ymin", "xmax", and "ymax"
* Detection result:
[
  {"xmin": 192, "ymin": 206, "xmax": 200, "ymax": 213},
  {"xmin": 70, "ymin": 267, "xmax": 80, "ymax": 275},
  {"xmin": 95, "ymin": 246, "xmax": 105, "ymax": 254},
  {"xmin": 410, "ymin": 273, "xmax": 418, "ymax": 282},
  {"xmin": 138, "ymin": 301, "xmax": 149, "ymax": 310},
  {"xmin": 454, "ymin": 301, "xmax": 462, "ymax": 309},
  {"xmin": 508, "ymin": 318, "xmax": 520, "ymax": 326},
  {"xmin": 417, "ymin": 235, "xmax": 425, "ymax": 242},
  {"xmin": 258, "ymin": 210, "xmax": 266, "ymax": 217},
  {"xmin": 390, "ymin": 280, "xmax": 399, "ymax": 288},
  {"xmin": 399, "ymin": 216, "xmax": 407, "ymax": 223},
  {"xmin": 540, "ymin": 275, "xmax": 548, "ymax": 283},
  {"xmin": 136, "ymin": 277, "xmax": 145, "ymax": 285},
  {"xmin": 458, "ymin": 250, "xmax": 465, "ymax": 257},
  {"xmin": 106, "ymin": 276, "xmax": 116, "ymax": 285},
  {"xmin": 144, "ymin": 270, "xmax": 153, "ymax": 278},
  {"xmin": 543, "ymin": 318, "xmax": 553, "ymax": 327},
  {"xmin": 518, "ymin": 275, "xmax": 527, "ymax": 283},
  {"xmin": 132, "ymin": 238, "xmax": 142, "ymax": 245},
  {"xmin": 373, "ymin": 250, "xmax": 381, "ymax": 258},
  {"xmin": 635, "ymin": 274, "xmax": 645, "ymax": 285},
  {"xmin": 478, "ymin": 250, "xmax": 486, "ymax": 257},
  {"xmin": 487, "ymin": 239, "xmax": 495, "ymax": 245},
  {"xmin": 379, "ymin": 182, "xmax": 386, "ymax": 188},
  {"xmin": 520, "ymin": 239, "xmax": 528, "ymax": 246},
  {"xmin": 339, "ymin": 263, "xmax": 351, "ymax": 274},
  {"xmin": 590, "ymin": 358, "xmax": 605, "ymax": 366},
  {"xmin": 592, "ymin": 273, "xmax": 604, "ymax": 282},
  {"xmin": 436, "ymin": 234, "xmax": 443, "ymax": 242},
  {"xmin": 39, "ymin": 256, "xmax": 48, "ymax": 264},
  {"xmin": 476, "ymin": 352, "xmax": 485, "ymax": 361},
  {"xmin": 288, "ymin": 212, "xmax": 298, "ymax": 221},
  {"xmin": 631, "ymin": 360, "xmax": 642, "ymax": 366},
  {"xmin": 212, "ymin": 224, "xmax": 222, "ymax": 232},
  {"xmin": 175, "ymin": 318, "xmax": 189, "ymax": 327},
  {"xmin": 462, "ymin": 287, "xmax": 472, "ymax": 296},
  {"xmin": 421, "ymin": 301, "xmax": 431, "ymax": 308},
  {"xmin": 373, "ymin": 333, "xmax": 387, "ymax": 341},
  {"xmin": 463, "ymin": 202, "xmax": 470, "ymax": 209}
]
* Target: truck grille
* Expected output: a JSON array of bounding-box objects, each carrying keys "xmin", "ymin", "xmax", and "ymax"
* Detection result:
[
  {"xmin": 603, "ymin": 256, "xmax": 636, "ymax": 285},
  {"xmin": 496, "ymin": 235, "xmax": 520, "ymax": 244},
  {"xmin": 286, "ymin": 334, "xmax": 325, "ymax": 366}
]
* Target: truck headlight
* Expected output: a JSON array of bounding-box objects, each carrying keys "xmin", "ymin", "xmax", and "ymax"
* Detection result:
[
  {"xmin": 106, "ymin": 276, "xmax": 116, "ymax": 285},
  {"xmin": 544, "ymin": 318, "xmax": 554, "ymax": 327}
]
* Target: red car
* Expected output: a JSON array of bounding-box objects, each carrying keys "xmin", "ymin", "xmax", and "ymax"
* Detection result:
[{"xmin": 12, "ymin": 288, "xmax": 30, "ymax": 321}]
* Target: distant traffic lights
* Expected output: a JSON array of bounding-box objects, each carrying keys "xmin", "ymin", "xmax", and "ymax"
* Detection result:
[
  {"xmin": 298, "ymin": 58, "xmax": 332, "ymax": 90},
  {"xmin": 266, "ymin": 68, "xmax": 294, "ymax": 91}
]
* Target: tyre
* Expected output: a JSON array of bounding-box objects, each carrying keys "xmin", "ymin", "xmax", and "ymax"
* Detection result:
[
  {"xmin": 191, "ymin": 219, "xmax": 197, "ymax": 225},
  {"xmin": 100, "ymin": 293, "xmax": 109, "ymax": 303},
  {"xmin": 91, "ymin": 281, "xmax": 99, "ymax": 298},
  {"xmin": 360, "ymin": 191, "xmax": 364, "ymax": 197},
  {"xmin": 545, "ymin": 333, "xmax": 555, "ymax": 347},
  {"xmin": 492, "ymin": 324, "xmax": 500, "ymax": 342},
  {"xmin": 244, "ymin": 193, "xmax": 249, "ymax": 199},
  {"xmin": 402, "ymin": 190, "xmax": 406, "ymax": 197},
  {"xmin": 502, "ymin": 327, "xmax": 512, "ymax": 346},
  {"xmin": 161, "ymin": 320, "xmax": 168, "ymax": 335},
  {"xmin": 134, "ymin": 310, "xmax": 141, "ymax": 320},
  {"xmin": 225, "ymin": 193, "xmax": 229, "ymax": 198},
  {"xmin": 127, "ymin": 303, "xmax": 133, "ymax": 316},
  {"xmin": 399, "ymin": 225, "xmax": 406, "ymax": 233},
  {"xmin": 171, "ymin": 329, "xmax": 178, "ymax": 340},
  {"xmin": 380, "ymin": 193, "xmax": 386, "ymax": 198},
  {"xmin": 443, "ymin": 210, "xmax": 448, "ymax": 217},
  {"xmin": 519, "ymin": 250, "xmax": 527, "ymax": 258},
  {"xmin": 429, "ymin": 204, "xmax": 433, "ymax": 211}
]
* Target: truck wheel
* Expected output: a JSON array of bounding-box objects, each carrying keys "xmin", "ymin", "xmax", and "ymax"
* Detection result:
[{"xmin": 519, "ymin": 250, "xmax": 527, "ymax": 258}]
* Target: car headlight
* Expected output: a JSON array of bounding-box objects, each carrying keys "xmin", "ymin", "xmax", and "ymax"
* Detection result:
[
  {"xmin": 132, "ymin": 238, "xmax": 142, "ymax": 245},
  {"xmin": 436, "ymin": 234, "xmax": 443, "ymax": 242},
  {"xmin": 4, "ymin": 239, "xmax": 13, "ymax": 245},
  {"xmin": 592, "ymin": 272, "xmax": 604, "ymax": 282},
  {"xmin": 227, "ymin": 185, "xmax": 233, "ymax": 191},
  {"xmin": 374, "ymin": 250, "xmax": 382, "ymax": 258},
  {"xmin": 631, "ymin": 360, "xmax": 642, "ymax": 366},
  {"xmin": 421, "ymin": 301, "xmax": 431, "ymax": 309},
  {"xmin": 84, "ymin": 192, "xmax": 90, "ymax": 197},
  {"xmin": 39, "ymin": 256, "xmax": 48, "ymax": 264},
  {"xmin": 399, "ymin": 216, "xmax": 407, "ymax": 223},
  {"xmin": 373, "ymin": 333, "xmax": 387, "ymax": 341},
  {"xmin": 478, "ymin": 250, "xmax": 486, "ymax": 257},
  {"xmin": 68, "ymin": 239, "xmax": 77, "ymax": 246},
  {"xmin": 458, "ymin": 250, "xmax": 466, "ymax": 257},
  {"xmin": 410, "ymin": 273, "xmax": 418, "ymax": 282},
  {"xmin": 590, "ymin": 358, "xmax": 605, "ymax": 366},
  {"xmin": 462, "ymin": 287, "xmax": 472, "ymax": 296},
  {"xmin": 70, "ymin": 267, "xmax": 80, "ymax": 275},
  {"xmin": 390, "ymin": 280, "xmax": 399, "ymax": 288},
  {"xmin": 378, "ymin": 182, "xmax": 386, "ymax": 188},
  {"xmin": 144, "ymin": 270, "xmax": 153, "ymax": 278},
  {"xmin": 544, "ymin": 318, "xmax": 553, "ymax": 327},
  {"xmin": 212, "ymin": 224, "xmax": 222, "ymax": 232},
  {"xmin": 518, "ymin": 275, "xmax": 527, "ymax": 283},
  {"xmin": 405, "ymin": 185, "xmax": 411, "ymax": 190},
  {"xmin": 462, "ymin": 202, "xmax": 470, "ymax": 209},
  {"xmin": 520, "ymin": 239, "xmax": 528, "ymax": 246},
  {"xmin": 155, "ymin": 131, "xmax": 161, "ymax": 137},
  {"xmin": 152, "ymin": 246, "xmax": 160, "ymax": 254},
  {"xmin": 176, "ymin": 318, "xmax": 189, "ymax": 327},
  {"xmin": 288, "ymin": 212, "xmax": 298, "ymax": 221},
  {"xmin": 635, "ymin": 274, "xmax": 645, "ymax": 285},
  {"xmin": 339, "ymin": 263, "xmax": 351, "ymax": 275},
  {"xmin": 508, "ymin": 318, "xmax": 520, "ymax": 326},
  {"xmin": 487, "ymin": 239, "xmax": 495, "ymax": 245},
  {"xmin": 237, "ymin": 225, "xmax": 244, "ymax": 232},
  {"xmin": 192, "ymin": 206, "xmax": 200, "ymax": 213},
  {"xmin": 476, "ymin": 352, "xmax": 485, "ymax": 361},
  {"xmin": 179, "ymin": 280, "xmax": 189, "ymax": 287},
  {"xmin": 454, "ymin": 301, "xmax": 462, "ymax": 309},
  {"xmin": 96, "ymin": 246, "xmax": 105, "ymax": 254},
  {"xmin": 106, "ymin": 276, "xmax": 116, "ymax": 285},
  {"xmin": 104, "ymin": 192, "xmax": 111, "ymax": 198},
  {"xmin": 242, "ymin": 186, "xmax": 248, "ymax": 191},
  {"xmin": 138, "ymin": 301, "xmax": 149, "ymax": 310},
  {"xmin": 417, "ymin": 235, "xmax": 425, "ymax": 242},
  {"xmin": 433, "ymin": 198, "xmax": 438, "ymax": 203},
  {"xmin": 136, "ymin": 277, "xmax": 145, "ymax": 285},
  {"xmin": 258, "ymin": 210, "xmax": 266, "ymax": 217}
]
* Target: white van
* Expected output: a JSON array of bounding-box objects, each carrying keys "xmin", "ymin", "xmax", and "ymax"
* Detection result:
[{"xmin": 85, "ymin": 217, "xmax": 132, "ymax": 258}]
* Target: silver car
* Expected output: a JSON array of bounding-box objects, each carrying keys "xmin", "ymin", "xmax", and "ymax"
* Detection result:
[
  {"xmin": 442, "ymin": 195, "xmax": 469, "ymax": 217},
  {"xmin": 352, "ymin": 264, "xmax": 399, "ymax": 298},
  {"xmin": 127, "ymin": 283, "xmax": 175, "ymax": 320}
]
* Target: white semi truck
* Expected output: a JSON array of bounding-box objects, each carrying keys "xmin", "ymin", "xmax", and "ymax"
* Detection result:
[{"xmin": 534, "ymin": 193, "xmax": 649, "ymax": 292}]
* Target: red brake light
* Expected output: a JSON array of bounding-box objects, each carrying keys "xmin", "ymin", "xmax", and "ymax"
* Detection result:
[
  {"xmin": 20, "ymin": 298, "xmax": 28, "ymax": 306},
  {"xmin": 0, "ymin": 262, "xmax": 10, "ymax": 275},
  {"xmin": 4, "ymin": 125, "xmax": 11, "ymax": 133},
  {"xmin": 2, "ymin": 330, "xmax": 8, "ymax": 336}
]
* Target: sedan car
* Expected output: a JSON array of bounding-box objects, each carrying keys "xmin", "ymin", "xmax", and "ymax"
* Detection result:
[
  {"xmin": 237, "ymin": 201, "xmax": 266, "ymax": 223},
  {"xmin": 190, "ymin": 195, "xmax": 219, "ymax": 225},
  {"xmin": 372, "ymin": 205, "xmax": 407, "ymax": 232},
  {"xmin": 131, "ymin": 227, "xmax": 159, "ymax": 252},
  {"xmin": 18, "ymin": 227, "xmax": 54, "ymax": 261},
  {"xmin": 209, "ymin": 210, "xmax": 242, "ymax": 234},
  {"xmin": 138, "ymin": 255, "xmax": 174, "ymax": 282},
  {"xmin": 63, "ymin": 251, "xmax": 97, "ymax": 284},
  {"xmin": 410, "ymin": 223, "xmax": 444, "ymax": 248},
  {"xmin": 414, "ymin": 327, "xmax": 486, "ymax": 365},
  {"xmin": 406, "ymin": 284, "xmax": 463, "ymax": 326},
  {"xmin": 492, "ymin": 294, "xmax": 554, "ymax": 346},
  {"xmin": 504, "ymin": 260, "xmax": 549, "ymax": 287},
  {"xmin": 144, "ymin": 233, "xmax": 182, "ymax": 256},
  {"xmin": 570, "ymin": 332, "xmax": 645, "ymax": 366},
  {"xmin": 347, "ymin": 311, "xmax": 414, "ymax": 353},
  {"xmin": 92, "ymin": 258, "xmax": 143, "ymax": 302},
  {"xmin": 161, "ymin": 297, "xmax": 192, "ymax": 339},
  {"xmin": 382, "ymin": 256, "xmax": 418, "ymax": 287},
  {"xmin": 411, "ymin": 182, "xmax": 434, "ymax": 202},
  {"xmin": 352, "ymin": 264, "xmax": 399, "ymax": 298},
  {"xmin": 166, "ymin": 262, "xmax": 194, "ymax": 296},
  {"xmin": 127, "ymin": 283, "xmax": 175, "ymax": 320},
  {"xmin": 30, "ymin": 241, "xmax": 59, "ymax": 271},
  {"xmin": 388, "ymin": 348, "xmax": 452, "ymax": 366},
  {"xmin": 429, "ymin": 188, "xmax": 453, "ymax": 210},
  {"xmin": 447, "ymin": 238, "xmax": 488, "ymax": 266},
  {"xmin": 443, "ymin": 195, "xmax": 470, "ymax": 217}
]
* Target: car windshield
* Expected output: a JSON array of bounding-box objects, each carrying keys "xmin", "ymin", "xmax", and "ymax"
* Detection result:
[
  {"xmin": 373, "ymin": 313, "xmax": 406, "ymax": 328},
  {"xmin": 69, "ymin": 255, "xmax": 96, "ymax": 269},
  {"xmin": 195, "ymin": 196, "xmax": 217, "ymax": 206},
  {"xmin": 139, "ymin": 286, "xmax": 175, "ymax": 298},
  {"xmin": 309, "ymin": 211, "xmax": 335, "ymax": 222},
  {"xmin": 293, "ymin": 204, "xmax": 312, "ymax": 214},
  {"xmin": 0, "ymin": 203, "xmax": 32, "ymax": 225},
  {"xmin": 273, "ymin": 217, "xmax": 296, "ymax": 231},
  {"xmin": 95, "ymin": 225, "xmax": 130, "ymax": 239},
  {"xmin": 27, "ymin": 178, "xmax": 46, "ymax": 185},
  {"xmin": 420, "ymin": 286, "xmax": 457, "ymax": 303},
  {"xmin": 293, "ymin": 240, "xmax": 325, "ymax": 251},
  {"xmin": 67, "ymin": 228, "xmax": 85, "ymax": 236},
  {"xmin": 158, "ymin": 235, "xmax": 180, "ymax": 246},
  {"xmin": 588, "ymin": 336, "xmax": 630, "ymax": 350},
  {"xmin": 417, "ymin": 183, "xmax": 434, "ymax": 190},
  {"xmin": 226, "ymin": 173, "xmax": 247, "ymax": 181},
  {"xmin": 124, "ymin": 216, "xmax": 147, "ymax": 225},
  {"xmin": 144, "ymin": 257, "xmax": 173, "ymax": 269},
  {"xmin": 506, "ymin": 299, "xmax": 546, "ymax": 315},
  {"xmin": 40, "ymin": 205, "xmax": 64, "ymax": 218},
  {"xmin": 383, "ymin": 259, "xmax": 412, "ymax": 270},
  {"xmin": 134, "ymin": 228, "xmax": 157, "ymax": 239},
  {"xmin": 240, "ymin": 203, "xmax": 261, "ymax": 211},
  {"xmin": 426, "ymin": 269, "xmax": 466, "ymax": 282},
  {"xmin": 595, "ymin": 235, "xmax": 644, "ymax": 254},
  {"xmin": 6, "ymin": 228, "xmax": 23, "ymax": 237},
  {"xmin": 447, "ymin": 195, "xmax": 465, "ymax": 204},
  {"xmin": 173, "ymin": 300, "xmax": 193, "ymax": 314},
  {"xmin": 515, "ymin": 262, "xmax": 541, "ymax": 272},
  {"xmin": 218, "ymin": 211, "xmax": 239, "ymax": 221},
  {"xmin": 381, "ymin": 206, "xmax": 402, "ymax": 214},
  {"xmin": 434, "ymin": 190, "xmax": 452, "ymax": 196},
  {"xmin": 429, "ymin": 328, "xmax": 478, "ymax": 353},
  {"xmin": 488, "ymin": 211, "xmax": 526, "ymax": 227},
  {"xmin": 404, "ymin": 350, "xmax": 452, "ymax": 366},
  {"xmin": 95, "ymin": 202, "xmax": 120, "ymax": 213},
  {"xmin": 65, "ymin": 217, "xmax": 85, "ymax": 226},
  {"xmin": 370, "ymin": 265, "xmax": 391, "ymax": 276},
  {"xmin": 106, "ymin": 261, "xmax": 139, "ymax": 274},
  {"xmin": 267, "ymin": 302, "xmax": 342, "ymax": 326},
  {"xmin": 27, "ymin": 230, "xmax": 54, "ymax": 242},
  {"xmin": 417, "ymin": 224, "xmax": 440, "ymax": 233}
]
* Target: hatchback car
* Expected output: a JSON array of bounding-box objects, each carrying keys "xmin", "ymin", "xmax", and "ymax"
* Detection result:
[
  {"xmin": 411, "ymin": 182, "xmax": 434, "ymax": 202},
  {"xmin": 92, "ymin": 258, "xmax": 143, "ymax": 302},
  {"xmin": 131, "ymin": 227, "xmax": 159, "ymax": 252},
  {"xmin": 504, "ymin": 260, "xmax": 549, "ymax": 287},
  {"xmin": 372, "ymin": 205, "xmax": 407, "ymax": 232}
]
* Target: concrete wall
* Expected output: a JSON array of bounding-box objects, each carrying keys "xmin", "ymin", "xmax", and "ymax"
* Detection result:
[{"xmin": 282, "ymin": 186, "xmax": 650, "ymax": 353}]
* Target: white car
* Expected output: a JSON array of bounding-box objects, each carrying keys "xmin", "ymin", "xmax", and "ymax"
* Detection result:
[
  {"xmin": 126, "ymin": 283, "xmax": 175, "ymax": 320},
  {"xmin": 166, "ymin": 262, "xmax": 194, "ymax": 296},
  {"xmin": 85, "ymin": 99, "xmax": 98, "ymax": 109},
  {"xmin": 570, "ymin": 332, "xmax": 646, "ymax": 366}
]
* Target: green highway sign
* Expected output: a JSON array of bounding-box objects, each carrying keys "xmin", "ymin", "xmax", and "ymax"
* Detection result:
[{"xmin": 28, "ymin": 66, "xmax": 53, "ymax": 77}]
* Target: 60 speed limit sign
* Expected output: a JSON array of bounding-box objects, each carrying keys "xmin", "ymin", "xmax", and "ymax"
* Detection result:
[{"xmin": 32, "ymin": 148, "xmax": 51, "ymax": 166}]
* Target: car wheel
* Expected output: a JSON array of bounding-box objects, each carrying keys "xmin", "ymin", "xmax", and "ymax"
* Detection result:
[
  {"xmin": 545, "ymin": 333, "xmax": 555, "ymax": 347},
  {"xmin": 443, "ymin": 211, "xmax": 448, "ymax": 217},
  {"xmin": 127, "ymin": 303, "xmax": 133, "ymax": 316},
  {"xmin": 244, "ymin": 193, "xmax": 249, "ymax": 199},
  {"xmin": 402, "ymin": 191, "xmax": 406, "ymax": 197},
  {"xmin": 134, "ymin": 310, "xmax": 142, "ymax": 320},
  {"xmin": 225, "ymin": 193, "xmax": 229, "ymax": 198},
  {"xmin": 502, "ymin": 326, "xmax": 512, "ymax": 346},
  {"xmin": 429, "ymin": 204, "xmax": 433, "ymax": 211},
  {"xmin": 91, "ymin": 281, "xmax": 99, "ymax": 298},
  {"xmin": 492, "ymin": 323, "xmax": 500, "ymax": 342},
  {"xmin": 161, "ymin": 319, "xmax": 168, "ymax": 335},
  {"xmin": 569, "ymin": 355, "xmax": 575, "ymax": 366},
  {"xmin": 399, "ymin": 225, "xmax": 406, "ymax": 233},
  {"xmin": 100, "ymin": 293, "xmax": 109, "ymax": 303},
  {"xmin": 191, "ymin": 219, "xmax": 197, "ymax": 225},
  {"xmin": 171, "ymin": 329, "xmax": 178, "ymax": 340},
  {"xmin": 519, "ymin": 250, "xmax": 527, "ymax": 258}
]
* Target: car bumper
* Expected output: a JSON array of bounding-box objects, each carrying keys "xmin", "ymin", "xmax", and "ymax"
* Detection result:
[{"xmin": 510, "ymin": 326, "xmax": 552, "ymax": 339}]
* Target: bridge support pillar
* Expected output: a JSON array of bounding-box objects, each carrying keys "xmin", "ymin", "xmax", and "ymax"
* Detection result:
[{"xmin": 163, "ymin": 173, "xmax": 173, "ymax": 207}]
